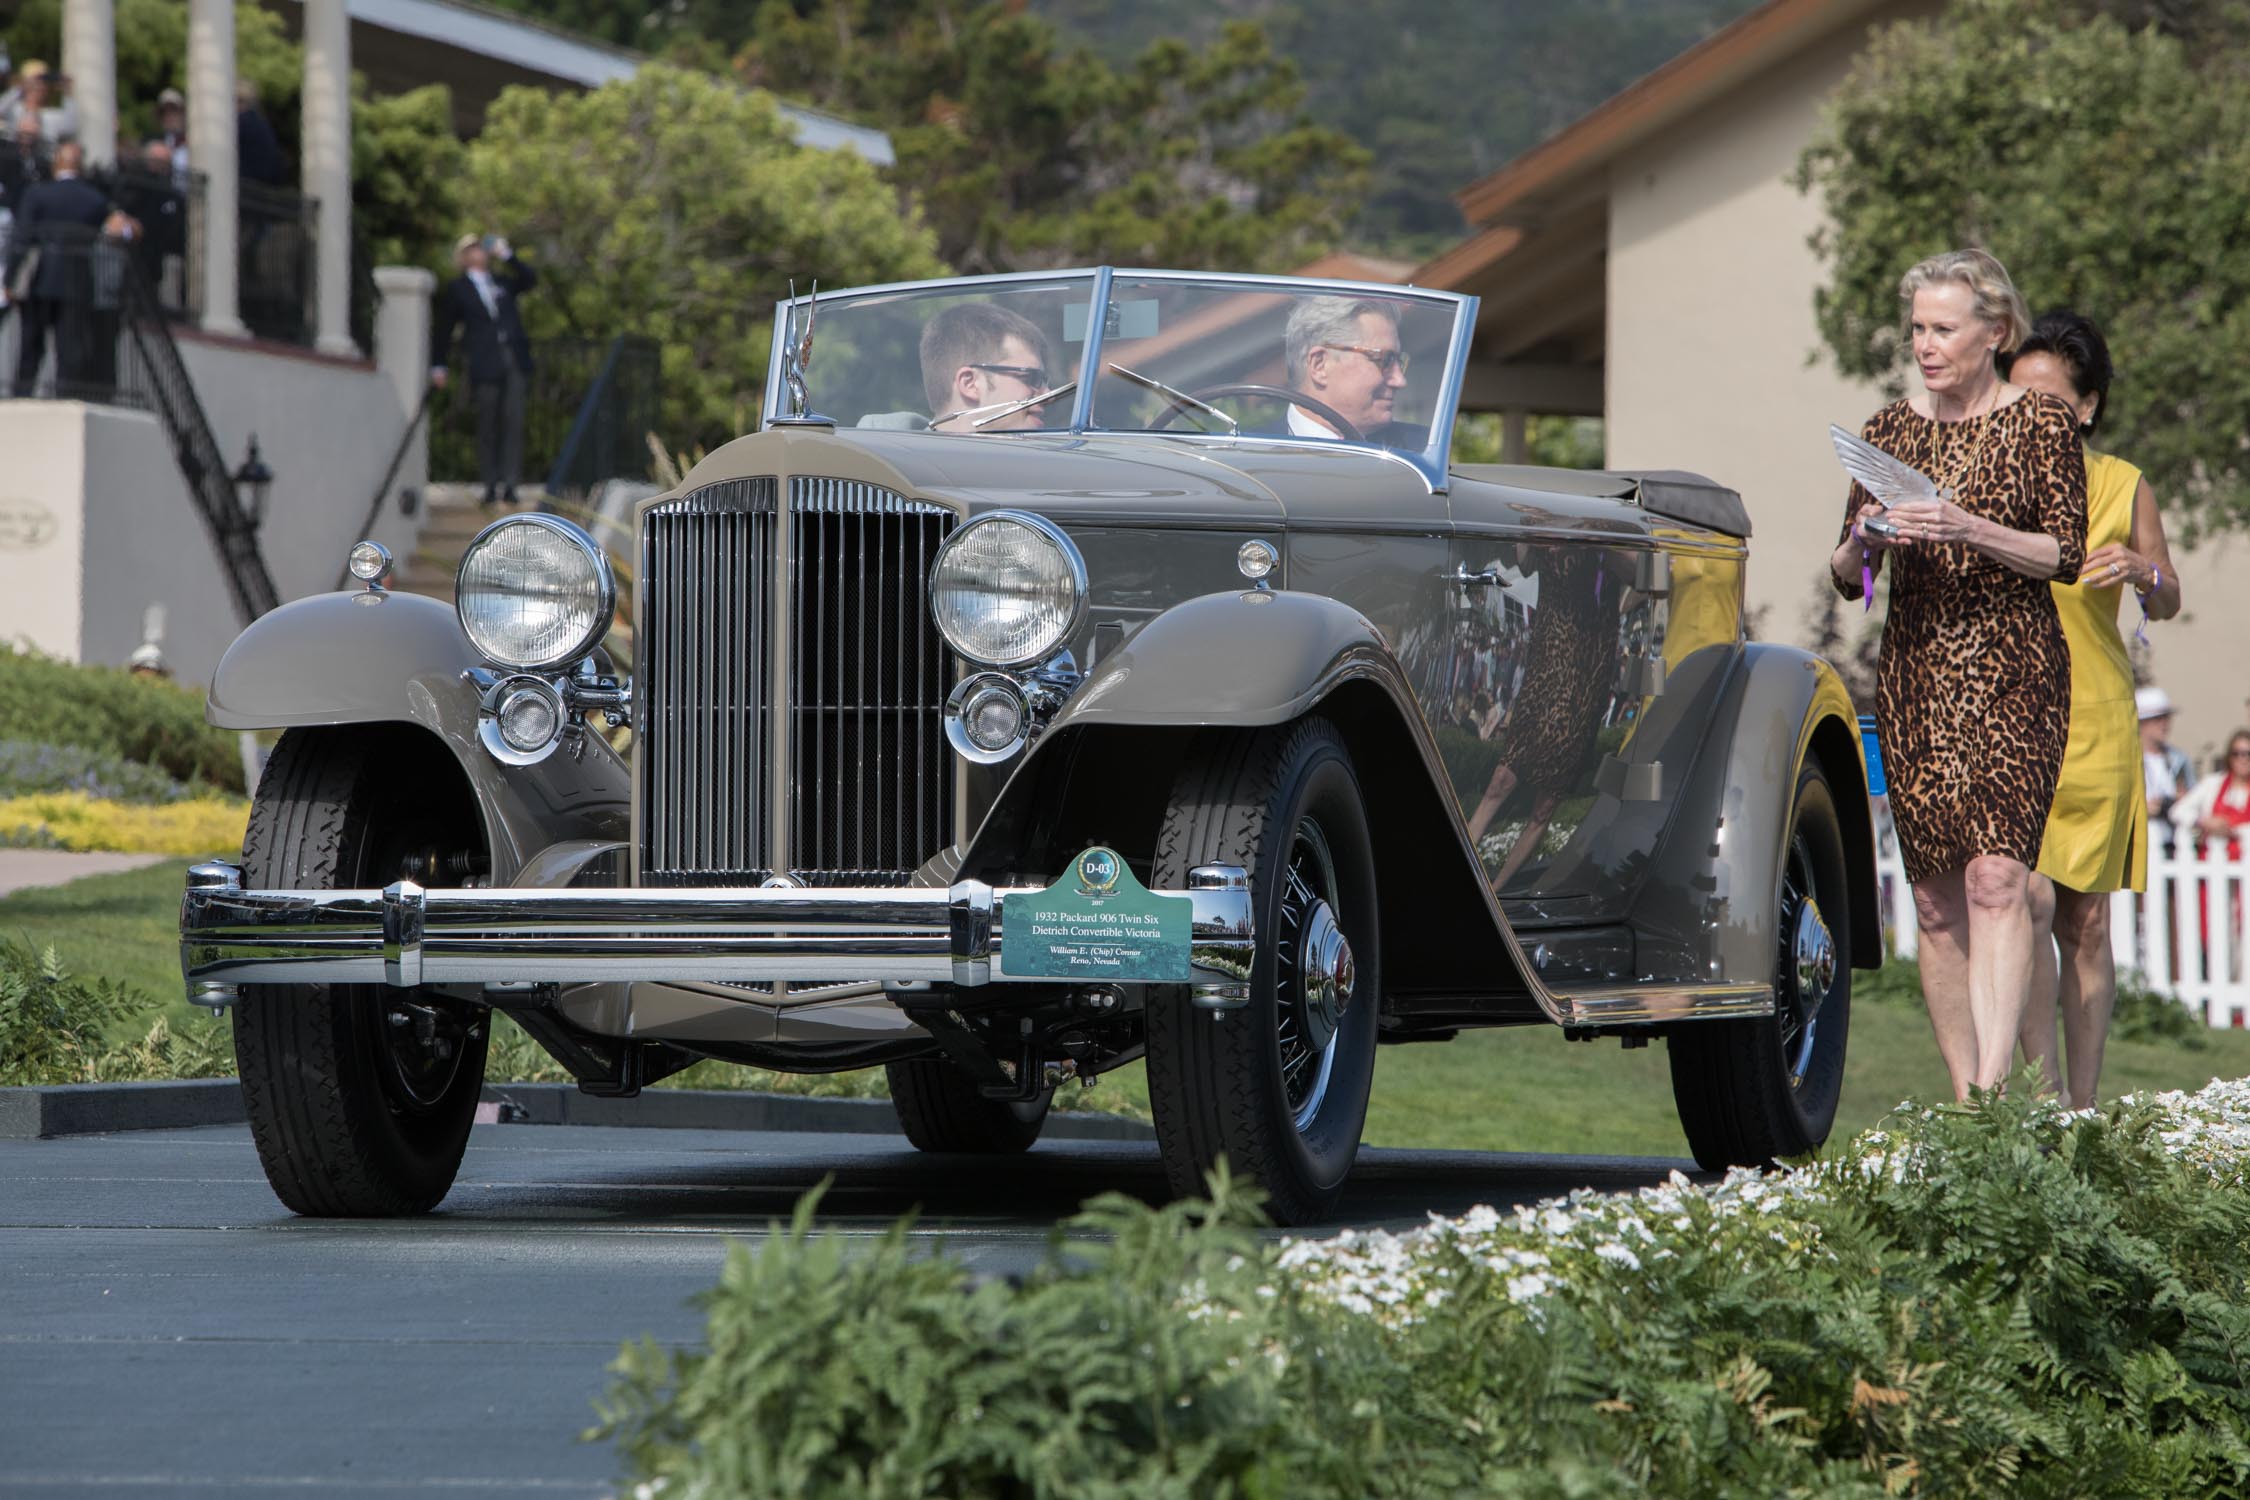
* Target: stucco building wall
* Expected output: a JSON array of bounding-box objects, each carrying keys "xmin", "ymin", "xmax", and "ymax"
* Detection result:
[{"xmin": 1599, "ymin": 7, "xmax": 2245, "ymax": 763}]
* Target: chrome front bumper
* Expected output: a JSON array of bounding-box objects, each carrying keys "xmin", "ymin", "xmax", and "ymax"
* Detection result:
[{"xmin": 179, "ymin": 861, "xmax": 1255, "ymax": 1003}]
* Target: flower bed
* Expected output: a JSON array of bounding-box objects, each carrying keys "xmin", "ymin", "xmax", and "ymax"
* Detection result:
[
  {"xmin": 596, "ymin": 1077, "xmax": 2250, "ymax": 1498},
  {"xmin": 0, "ymin": 790, "xmax": 249, "ymax": 856}
]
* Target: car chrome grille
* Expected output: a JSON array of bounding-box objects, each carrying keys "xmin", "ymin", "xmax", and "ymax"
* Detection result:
[
  {"xmin": 637, "ymin": 475, "xmax": 955, "ymax": 889},
  {"xmin": 788, "ymin": 478, "xmax": 955, "ymax": 885}
]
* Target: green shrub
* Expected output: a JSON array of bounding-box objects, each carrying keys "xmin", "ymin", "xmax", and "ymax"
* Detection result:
[
  {"xmin": 0, "ymin": 937, "xmax": 230, "ymax": 1085},
  {"xmin": 2112, "ymin": 972, "xmax": 2211, "ymax": 1049},
  {"xmin": 595, "ymin": 1081, "xmax": 2250, "ymax": 1497},
  {"xmin": 0, "ymin": 739, "xmax": 198, "ymax": 803},
  {"xmin": 593, "ymin": 1168, "xmax": 1418, "ymax": 1498},
  {"xmin": 0, "ymin": 649, "xmax": 244, "ymax": 792}
]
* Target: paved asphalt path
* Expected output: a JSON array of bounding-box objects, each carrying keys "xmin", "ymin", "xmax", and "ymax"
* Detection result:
[{"xmin": 1, "ymin": 1120, "xmax": 1696, "ymax": 1496}]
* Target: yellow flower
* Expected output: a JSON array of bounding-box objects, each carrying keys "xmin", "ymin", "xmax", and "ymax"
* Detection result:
[{"xmin": 0, "ymin": 791, "xmax": 248, "ymax": 856}]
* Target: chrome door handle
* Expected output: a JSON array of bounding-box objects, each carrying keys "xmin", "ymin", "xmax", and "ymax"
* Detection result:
[{"xmin": 1451, "ymin": 563, "xmax": 1500, "ymax": 588}]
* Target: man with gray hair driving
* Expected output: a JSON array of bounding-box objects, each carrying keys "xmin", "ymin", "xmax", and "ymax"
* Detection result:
[{"xmin": 1280, "ymin": 295, "xmax": 1421, "ymax": 446}]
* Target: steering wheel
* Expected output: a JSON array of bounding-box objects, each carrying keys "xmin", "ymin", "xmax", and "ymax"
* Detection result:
[{"xmin": 1148, "ymin": 383, "xmax": 1363, "ymax": 444}]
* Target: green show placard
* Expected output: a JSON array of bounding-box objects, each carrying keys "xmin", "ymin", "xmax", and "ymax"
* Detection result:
[{"xmin": 1002, "ymin": 846, "xmax": 1193, "ymax": 982}]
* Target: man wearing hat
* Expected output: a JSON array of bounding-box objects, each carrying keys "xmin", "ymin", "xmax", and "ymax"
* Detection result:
[
  {"xmin": 430, "ymin": 231, "xmax": 537, "ymax": 508},
  {"xmin": 2138, "ymin": 686, "xmax": 2194, "ymax": 852},
  {"xmin": 151, "ymin": 87, "xmax": 190, "ymax": 190}
]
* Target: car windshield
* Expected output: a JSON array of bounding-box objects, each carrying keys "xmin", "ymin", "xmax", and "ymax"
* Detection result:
[{"xmin": 765, "ymin": 270, "xmax": 1472, "ymax": 480}]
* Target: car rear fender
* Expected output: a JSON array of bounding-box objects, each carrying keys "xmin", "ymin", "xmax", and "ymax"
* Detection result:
[
  {"xmin": 960, "ymin": 590, "xmax": 1552, "ymax": 1018},
  {"xmin": 1628, "ymin": 643, "xmax": 1879, "ymax": 988},
  {"xmin": 204, "ymin": 590, "xmax": 629, "ymax": 882}
]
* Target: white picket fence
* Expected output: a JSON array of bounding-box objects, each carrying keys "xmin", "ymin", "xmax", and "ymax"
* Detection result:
[{"xmin": 1875, "ymin": 843, "xmax": 2250, "ymax": 1029}]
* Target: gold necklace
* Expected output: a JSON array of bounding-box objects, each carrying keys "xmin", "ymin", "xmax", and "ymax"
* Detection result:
[{"xmin": 1929, "ymin": 381, "xmax": 2004, "ymax": 499}]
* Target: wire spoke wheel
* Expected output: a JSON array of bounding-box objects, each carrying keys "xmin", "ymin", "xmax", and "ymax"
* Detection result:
[
  {"xmin": 1275, "ymin": 820, "xmax": 1345, "ymax": 1130},
  {"xmin": 1773, "ymin": 830, "xmax": 1837, "ymax": 1091}
]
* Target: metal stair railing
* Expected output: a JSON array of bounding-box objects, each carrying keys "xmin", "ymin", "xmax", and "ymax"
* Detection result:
[
  {"xmin": 117, "ymin": 250, "xmax": 281, "ymax": 621},
  {"xmin": 333, "ymin": 388, "xmax": 434, "ymax": 591}
]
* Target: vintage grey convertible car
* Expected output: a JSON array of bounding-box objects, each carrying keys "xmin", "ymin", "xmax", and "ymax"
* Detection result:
[{"xmin": 180, "ymin": 268, "xmax": 1878, "ymax": 1223}]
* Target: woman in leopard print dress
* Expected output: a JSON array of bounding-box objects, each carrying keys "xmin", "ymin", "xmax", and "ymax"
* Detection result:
[{"xmin": 1828, "ymin": 250, "xmax": 2087, "ymax": 1100}]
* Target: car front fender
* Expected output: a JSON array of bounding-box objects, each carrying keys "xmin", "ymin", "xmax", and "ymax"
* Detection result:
[
  {"xmin": 205, "ymin": 590, "xmax": 628, "ymax": 883},
  {"xmin": 1052, "ymin": 588, "xmax": 1405, "ymax": 731},
  {"xmin": 959, "ymin": 589, "xmax": 1555, "ymax": 1021}
]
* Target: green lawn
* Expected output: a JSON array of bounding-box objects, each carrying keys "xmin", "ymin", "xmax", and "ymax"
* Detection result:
[{"xmin": 13, "ymin": 862, "xmax": 2250, "ymax": 1158}]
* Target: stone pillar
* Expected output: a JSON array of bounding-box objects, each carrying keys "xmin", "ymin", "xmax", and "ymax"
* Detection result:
[
  {"xmin": 374, "ymin": 266, "xmax": 435, "ymax": 496},
  {"xmin": 1501, "ymin": 408, "xmax": 1529, "ymax": 464},
  {"xmin": 301, "ymin": 0, "xmax": 354, "ymax": 356},
  {"xmin": 186, "ymin": 0, "xmax": 243, "ymax": 336},
  {"xmin": 61, "ymin": 0, "xmax": 117, "ymax": 166}
]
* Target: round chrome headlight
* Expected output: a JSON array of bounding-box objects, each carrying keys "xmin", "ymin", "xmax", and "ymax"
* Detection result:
[
  {"xmin": 456, "ymin": 515, "xmax": 614, "ymax": 671},
  {"xmin": 928, "ymin": 511, "xmax": 1086, "ymax": 668}
]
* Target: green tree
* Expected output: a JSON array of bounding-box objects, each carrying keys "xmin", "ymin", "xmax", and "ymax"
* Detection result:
[
  {"xmin": 461, "ymin": 64, "xmax": 945, "ymax": 450},
  {"xmin": 1798, "ymin": 0, "xmax": 2250, "ymax": 538},
  {"xmin": 736, "ymin": 1, "xmax": 1369, "ymax": 274}
]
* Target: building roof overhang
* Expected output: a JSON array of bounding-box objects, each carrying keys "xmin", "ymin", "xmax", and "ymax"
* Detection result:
[
  {"xmin": 1450, "ymin": 0, "xmax": 1893, "ymax": 233},
  {"xmin": 273, "ymin": 0, "xmax": 894, "ymax": 161}
]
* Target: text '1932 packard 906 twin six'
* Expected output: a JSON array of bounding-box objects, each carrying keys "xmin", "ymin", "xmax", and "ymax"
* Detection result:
[{"xmin": 181, "ymin": 268, "xmax": 1878, "ymax": 1224}]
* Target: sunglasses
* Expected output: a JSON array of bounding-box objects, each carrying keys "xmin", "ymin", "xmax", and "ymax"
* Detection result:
[
  {"xmin": 969, "ymin": 362, "xmax": 1050, "ymax": 392},
  {"xmin": 2231, "ymin": 747, "xmax": 2250, "ymax": 759},
  {"xmin": 1321, "ymin": 344, "xmax": 1410, "ymax": 377}
]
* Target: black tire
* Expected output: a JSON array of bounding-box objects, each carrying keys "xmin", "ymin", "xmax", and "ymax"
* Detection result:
[
  {"xmin": 233, "ymin": 728, "xmax": 490, "ymax": 1216},
  {"xmin": 1667, "ymin": 759, "xmax": 1853, "ymax": 1169},
  {"xmin": 885, "ymin": 1058, "xmax": 1051, "ymax": 1152},
  {"xmin": 1147, "ymin": 718, "xmax": 1380, "ymax": 1226}
]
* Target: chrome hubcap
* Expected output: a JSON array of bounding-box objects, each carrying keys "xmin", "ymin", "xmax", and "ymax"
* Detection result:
[
  {"xmin": 1296, "ymin": 899, "xmax": 1356, "ymax": 1053},
  {"xmin": 1776, "ymin": 820, "xmax": 1835, "ymax": 1092},
  {"xmin": 1794, "ymin": 900, "xmax": 1837, "ymax": 1008}
]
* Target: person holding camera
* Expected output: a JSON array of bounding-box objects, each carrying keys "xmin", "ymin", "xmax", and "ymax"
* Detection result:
[{"xmin": 431, "ymin": 231, "xmax": 537, "ymax": 508}]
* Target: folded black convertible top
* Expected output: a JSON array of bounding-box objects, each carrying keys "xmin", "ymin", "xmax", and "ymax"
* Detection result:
[{"xmin": 1450, "ymin": 465, "xmax": 1753, "ymax": 538}]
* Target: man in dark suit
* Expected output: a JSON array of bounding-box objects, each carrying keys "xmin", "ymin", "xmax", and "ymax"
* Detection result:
[
  {"xmin": 7, "ymin": 142, "xmax": 118, "ymax": 397},
  {"xmin": 430, "ymin": 231, "xmax": 538, "ymax": 507}
]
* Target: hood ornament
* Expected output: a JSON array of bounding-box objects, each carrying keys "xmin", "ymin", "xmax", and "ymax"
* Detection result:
[{"xmin": 772, "ymin": 280, "xmax": 834, "ymax": 429}]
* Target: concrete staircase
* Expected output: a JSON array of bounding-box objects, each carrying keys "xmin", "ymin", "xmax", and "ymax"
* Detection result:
[
  {"xmin": 392, "ymin": 484, "xmax": 545, "ymax": 605},
  {"xmin": 395, "ymin": 484, "xmax": 634, "ymax": 664}
]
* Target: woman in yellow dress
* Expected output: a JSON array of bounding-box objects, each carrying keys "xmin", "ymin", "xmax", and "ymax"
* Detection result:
[{"xmin": 2002, "ymin": 312, "xmax": 2182, "ymax": 1107}]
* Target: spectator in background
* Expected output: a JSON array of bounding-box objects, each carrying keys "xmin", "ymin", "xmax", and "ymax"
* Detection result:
[
  {"xmin": 2139, "ymin": 687, "xmax": 2194, "ymax": 847},
  {"xmin": 115, "ymin": 140, "xmax": 185, "ymax": 301},
  {"xmin": 430, "ymin": 231, "xmax": 537, "ymax": 508},
  {"xmin": 6, "ymin": 142, "xmax": 125, "ymax": 397},
  {"xmin": 2171, "ymin": 732, "xmax": 2250, "ymax": 850},
  {"xmin": 152, "ymin": 88, "xmax": 189, "ymax": 189},
  {"xmin": 0, "ymin": 60, "xmax": 76, "ymax": 146},
  {"xmin": 235, "ymin": 78, "xmax": 284, "ymax": 187}
]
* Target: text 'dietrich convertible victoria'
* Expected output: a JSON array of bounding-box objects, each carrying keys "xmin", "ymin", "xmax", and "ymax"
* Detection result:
[{"xmin": 180, "ymin": 268, "xmax": 1879, "ymax": 1224}]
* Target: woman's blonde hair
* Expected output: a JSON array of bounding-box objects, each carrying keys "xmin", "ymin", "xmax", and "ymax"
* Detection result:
[{"xmin": 1898, "ymin": 248, "xmax": 2031, "ymax": 354}]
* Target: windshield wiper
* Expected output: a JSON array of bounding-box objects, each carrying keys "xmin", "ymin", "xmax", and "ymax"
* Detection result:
[
  {"xmin": 1106, "ymin": 363, "xmax": 1240, "ymax": 437},
  {"xmin": 927, "ymin": 381, "xmax": 1081, "ymax": 432}
]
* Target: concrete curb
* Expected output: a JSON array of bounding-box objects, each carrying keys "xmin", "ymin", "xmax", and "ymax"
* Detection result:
[{"xmin": 0, "ymin": 1078, "xmax": 1156, "ymax": 1142}]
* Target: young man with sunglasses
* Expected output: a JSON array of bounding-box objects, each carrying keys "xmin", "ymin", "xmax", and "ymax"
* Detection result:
[{"xmin": 922, "ymin": 301, "xmax": 1055, "ymax": 432}]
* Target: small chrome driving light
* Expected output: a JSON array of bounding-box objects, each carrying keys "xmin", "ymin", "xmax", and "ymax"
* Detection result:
[
  {"xmin": 456, "ymin": 514, "xmax": 615, "ymax": 671},
  {"xmin": 945, "ymin": 672, "xmax": 1029, "ymax": 763},
  {"xmin": 1236, "ymin": 538, "xmax": 1278, "ymax": 582},
  {"xmin": 477, "ymin": 674, "xmax": 567, "ymax": 765},
  {"xmin": 347, "ymin": 539, "xmax": 394, "ymax": 588},
  {"xmin": 929, "ymin": 511, "xmax": 1086, "ymax": 668}
]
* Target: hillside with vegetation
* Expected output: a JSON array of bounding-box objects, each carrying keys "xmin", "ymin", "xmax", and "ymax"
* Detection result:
[{"xmin": 477, "ymin": 0, "xmax": 1758, "ymax": 257}]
